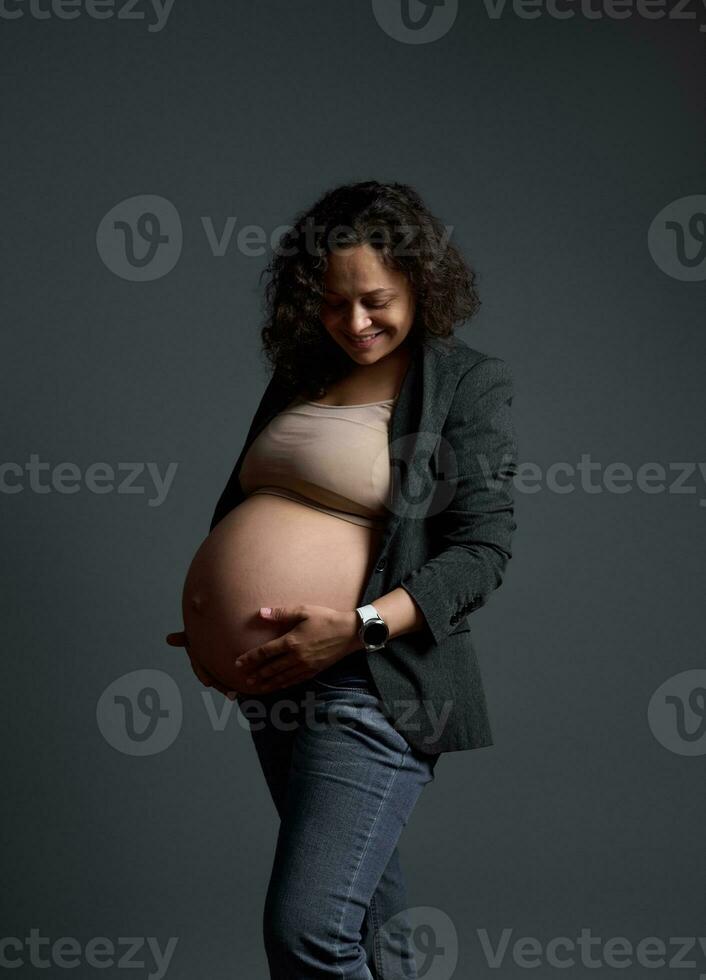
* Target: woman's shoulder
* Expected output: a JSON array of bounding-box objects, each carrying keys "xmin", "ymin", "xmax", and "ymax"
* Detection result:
[{"xmin": 425, "ymin": 332, "xmax": 506, "ymax": 371}]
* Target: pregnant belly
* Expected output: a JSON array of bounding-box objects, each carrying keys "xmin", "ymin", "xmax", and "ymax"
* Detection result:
[{"xmin": 181, "ymin": 493, "xmax": 383, "ymax": 690}]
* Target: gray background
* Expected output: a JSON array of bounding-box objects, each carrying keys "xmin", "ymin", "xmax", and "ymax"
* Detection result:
[{"xmin": 2, "ymin": 2, "xmax": 704, "ymax": 978}]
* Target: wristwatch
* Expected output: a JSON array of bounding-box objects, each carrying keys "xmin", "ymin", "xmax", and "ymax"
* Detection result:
[{"xmin": 355, "ymin": 603, "xmax": 390, "ymax": 652}]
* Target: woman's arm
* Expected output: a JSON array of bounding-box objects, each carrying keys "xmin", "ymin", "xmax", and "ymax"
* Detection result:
[{"xmin": 337, "ymin": 587, "xmax": 426, "ymax": 653}]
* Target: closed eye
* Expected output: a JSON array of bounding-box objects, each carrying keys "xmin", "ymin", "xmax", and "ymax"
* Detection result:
[{"xmin": 323, "ymin": 299, "xmax": 392, "ymax": 311}]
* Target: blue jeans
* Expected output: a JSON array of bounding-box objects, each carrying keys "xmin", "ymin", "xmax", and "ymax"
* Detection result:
[{"xmin": 237, "ymin": 673, "xmax": 441, "ymax": 979}]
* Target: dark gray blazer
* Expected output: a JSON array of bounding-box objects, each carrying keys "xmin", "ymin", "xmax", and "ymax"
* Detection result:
[{"xmin": 209, "ymin": 333, "xmax": 518, "ymax": 756}]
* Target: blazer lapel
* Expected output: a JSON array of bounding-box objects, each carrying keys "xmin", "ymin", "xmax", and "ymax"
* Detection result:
[{"xmin": 382, "ymin": 334, "xmax": 457, "ymax": 546}]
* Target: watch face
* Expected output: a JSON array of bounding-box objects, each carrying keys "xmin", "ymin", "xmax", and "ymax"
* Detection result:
[{"xmin": 364, "ymin": 621, "xmax": 388, "ymax": 646}]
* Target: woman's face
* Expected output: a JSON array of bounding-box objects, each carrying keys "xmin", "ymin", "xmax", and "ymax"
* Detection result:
[{"xmin": 319, "ymin": 243, "xmax": 416, "ymax": 364}]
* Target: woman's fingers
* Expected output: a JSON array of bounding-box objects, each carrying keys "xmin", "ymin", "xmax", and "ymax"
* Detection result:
[
  {"xmin": 188, "ymin": 654, "xmax": 238, "ymax": 701},
  {"xmin": 166, "ymin": 630, "xmax": 237, "ymax": 699},
  {"xmin": 189, "ymin": 658, "xmax": 212, "ymax": 686},
  {"xmin": 165, "ymin": 631, "xmax": 189, "ymax": 648}
]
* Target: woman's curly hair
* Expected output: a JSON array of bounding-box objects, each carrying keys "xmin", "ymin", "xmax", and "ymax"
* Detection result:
[{"xmin": 258, "ymin": 180, "xmax": 480, "ymax": 400}]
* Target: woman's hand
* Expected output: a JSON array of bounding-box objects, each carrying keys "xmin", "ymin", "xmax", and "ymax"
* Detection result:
[
  {"xmin": 233, "ymin": 605, "xmax": 360, "ymax": 694},
  {"xmin": 165, "ymin": 631, "xmax": 239, "ymax": 700}
]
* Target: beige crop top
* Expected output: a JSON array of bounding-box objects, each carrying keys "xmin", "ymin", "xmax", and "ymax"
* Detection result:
[{"xmin": 238, "ymin": 394, "xmax": 398, "ymax": 530}]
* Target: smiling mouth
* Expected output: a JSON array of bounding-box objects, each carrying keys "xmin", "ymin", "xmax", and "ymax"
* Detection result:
[{"xmin": 346, "ymin": 331, "xmax": 384, "ymax": 341}]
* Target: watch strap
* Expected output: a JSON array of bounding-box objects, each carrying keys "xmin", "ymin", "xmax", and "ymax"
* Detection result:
[{"xmin": 356, "ymin": 603, "xmax": 382, "ymax": 626}]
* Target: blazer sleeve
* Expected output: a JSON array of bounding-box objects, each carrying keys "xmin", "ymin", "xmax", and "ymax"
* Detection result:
[{"xmin": 399, "ymin": 356, "xmax": 518, "ymax": 646}]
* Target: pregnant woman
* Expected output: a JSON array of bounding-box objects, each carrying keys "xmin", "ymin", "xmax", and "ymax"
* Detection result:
[{"xmin": 166, "ymin": 180, "xmax": 517, "ymax": 979}]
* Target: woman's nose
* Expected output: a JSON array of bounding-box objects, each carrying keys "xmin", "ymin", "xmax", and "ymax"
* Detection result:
[{"xmin": 345, "ymin": 305, "xmax": 373, "ymax": 332}]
